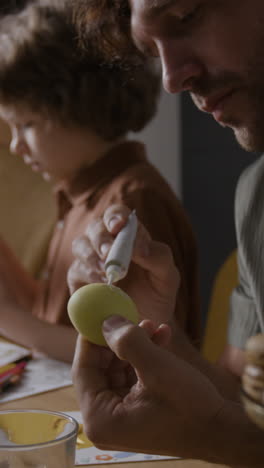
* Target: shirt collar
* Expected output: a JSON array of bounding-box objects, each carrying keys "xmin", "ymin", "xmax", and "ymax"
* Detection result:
[{"xmin": 53, "ymin": 140, "xmax": 147, "ymax": 214}]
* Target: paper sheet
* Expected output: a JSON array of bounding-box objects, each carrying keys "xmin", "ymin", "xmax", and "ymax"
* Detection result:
[
  {"xmin": 0, "ymin": 340, "xmax": 30, "ymax": 367},
  {"xmin": 66, "ymin": 412, "xmax": 179, "ymax": 465},
  {"xmin": 0, "ymin": 356, "xmax": 72, "ymax": 403}
]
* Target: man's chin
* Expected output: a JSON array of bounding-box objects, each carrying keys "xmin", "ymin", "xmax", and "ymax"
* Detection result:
[{"xmin": 233, "ymin": 126, "xmax": 264, "ymax": 152}]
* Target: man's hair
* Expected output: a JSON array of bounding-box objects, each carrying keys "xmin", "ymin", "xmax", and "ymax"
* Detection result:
[{"xmin": 0, "ymin": 1, "xmax": 160, "ymax": 140}]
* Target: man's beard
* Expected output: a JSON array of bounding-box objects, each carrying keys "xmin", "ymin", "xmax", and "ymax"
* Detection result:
[
  {"xmin": 229, "ymin": 76, "xmax": 264, "ymax": 153},
  {"xmin": 191, "ymin": 71, "xmax": 264, "ymax": 153},
  {"xmin": 233, "ymin": 112, "xmax": 264, "ymax": 153},
  {"xmin": 192, "ymin": 26, "xmax": 264, "ymax": 153}
]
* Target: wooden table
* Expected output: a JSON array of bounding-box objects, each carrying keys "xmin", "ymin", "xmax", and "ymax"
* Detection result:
[{"xmin": 1, "ymin": 386, "xmax": 230, "ymax": 468}]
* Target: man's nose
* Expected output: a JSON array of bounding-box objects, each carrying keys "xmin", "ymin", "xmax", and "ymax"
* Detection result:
[{"xmin": 156, "ymin": 39, "xmax": 203, "ymax": 94}]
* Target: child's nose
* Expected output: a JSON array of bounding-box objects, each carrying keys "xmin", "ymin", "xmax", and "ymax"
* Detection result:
[{"xmin": 9, "ymin": 132, "xmax": 27, "ymax": 156}]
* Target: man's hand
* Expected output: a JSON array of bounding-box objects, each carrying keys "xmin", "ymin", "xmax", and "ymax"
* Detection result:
[
  {"xmin": 72, "ymin": 316, "xmax": 225, "ymax": 460},
  {"xmin": 68, "ymin": 204, "xmax": 180, "ymax": 326}
]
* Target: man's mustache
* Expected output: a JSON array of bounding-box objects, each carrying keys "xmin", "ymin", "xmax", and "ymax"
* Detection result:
[{"xmin": 189, "ymin": 72, "xmax": 242, "ymax": 103}]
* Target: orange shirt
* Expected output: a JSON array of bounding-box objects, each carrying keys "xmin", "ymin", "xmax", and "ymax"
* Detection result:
[{"xmin": 32, "ymin": 141, "xmax": 201, "ymax": 345}]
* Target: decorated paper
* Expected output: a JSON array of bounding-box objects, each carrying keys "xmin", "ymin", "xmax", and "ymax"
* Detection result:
[
  {"xmin": 67, "ymin": 412, "xmax": 179, "ymax": 465},
  {"xmin": 0, "ymin": 356, "xmax": 72, "ymax": 402},
  {"xmin": 0, "ymin": 340, "xmax": 30, "ymax": 368}
]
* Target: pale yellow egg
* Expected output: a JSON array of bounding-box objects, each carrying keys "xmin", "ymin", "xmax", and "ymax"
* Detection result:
[{"xmin": 67, "ymin": 283, "xmax": 138, "ymax": 346}]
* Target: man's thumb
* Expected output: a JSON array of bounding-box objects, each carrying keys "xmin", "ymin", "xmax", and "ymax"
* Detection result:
[{"xmin": 102, "ymin": 315, "xmax": 170, "ymax": 380}]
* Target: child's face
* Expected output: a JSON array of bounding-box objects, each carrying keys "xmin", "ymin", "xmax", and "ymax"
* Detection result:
[{"xmin": 0, "ymin": 104, "xmax": 91, "ymax": 182}]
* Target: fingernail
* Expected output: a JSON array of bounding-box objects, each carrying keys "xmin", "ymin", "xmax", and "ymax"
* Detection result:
[
  {"xmin": 108, "ymin": 215, "xmax": 123, "ymax": 231},
  {"xmin": 103, "ymin": 315, "xmax": 129, "ymax": 332},
  {"xmin": 100, "ymin": 243, "xmax": 111, "ymax": 256}
]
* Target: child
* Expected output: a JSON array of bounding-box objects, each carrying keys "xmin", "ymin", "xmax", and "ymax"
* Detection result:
[{"xmin": 0, "ymin": 1, "xmax": 201, "ymax": 362}]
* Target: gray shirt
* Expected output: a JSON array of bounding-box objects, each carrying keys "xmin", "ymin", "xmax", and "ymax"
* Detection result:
[{"xmin": 228, "ymin": 154, "xmax": 264, "ymax": 349}]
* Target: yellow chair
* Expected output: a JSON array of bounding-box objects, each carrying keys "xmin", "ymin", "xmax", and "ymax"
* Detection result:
[
  {"xmin": 202, "ymin": 250, "xmax": 238, "ymax": 362},
  {"xmin": 0, "ymin": 119, "xmax": 56, "ymax": 276}
]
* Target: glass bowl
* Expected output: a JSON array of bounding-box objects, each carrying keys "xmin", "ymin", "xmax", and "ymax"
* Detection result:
[{"xmin": 0, "ymin": 409, "xmax": 78, "ymax": 467}]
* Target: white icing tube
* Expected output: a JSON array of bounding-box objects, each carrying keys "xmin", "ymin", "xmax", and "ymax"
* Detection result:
[{"xmin": 104, "ymin": 210, "xmax": 138, "ymax": 284}]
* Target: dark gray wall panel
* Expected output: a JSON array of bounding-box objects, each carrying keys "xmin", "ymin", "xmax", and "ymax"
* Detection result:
[{"xmin": 181, "ymin": 92, "xmax": 258, "ymax": 329}]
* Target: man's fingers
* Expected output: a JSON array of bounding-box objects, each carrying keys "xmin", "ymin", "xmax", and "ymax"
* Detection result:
[
  {"xmin": 72, "ymin": 235, "xmax": 93, "ymax": 261},
  {"xmin": 134, "ymin": 238, "xmax": 180, "ymax": 297},
  {"xmin": 103, "ymin": 204, "xmax": 131, "ymax": 234},
  {"xmin": 67, "ymin": 258, "xmax": 105, "ymax": 293},
  {"xmin": 72, "ymin": 335, "xmax": 113, "ymax": 399},
  {"xmin": 139, "ymin": 320, "xmax": 172, "ymax": 347},
  {"xmin": 102, "ymin": 316, "xmax": 172, "ymax": 386},
  {"xmin": 103, "ymin": 205, "xmax": 180, "ymax": 296},
  {"xmin": 85, "ymin": 218, "xmax": 114, "ymax": 258},
  {"xmin": 72, "ymin": 206, "xmax": 179, "ymax": 295}
]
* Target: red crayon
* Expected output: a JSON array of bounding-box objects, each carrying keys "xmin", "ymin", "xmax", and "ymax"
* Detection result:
[{"xmin": 0, "ymin": 360, "xmax": 28, "ymax": 380}]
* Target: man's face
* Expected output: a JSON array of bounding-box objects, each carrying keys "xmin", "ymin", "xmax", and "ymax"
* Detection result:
[{"xmin": 129, "ymin": 0, "xmax": 264, "ymax": 151}]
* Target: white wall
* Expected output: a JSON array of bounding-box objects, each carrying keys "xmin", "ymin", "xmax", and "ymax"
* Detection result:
[{"xmin": 130, "ymin": 89, "xmax": 181, "ymax": 198}]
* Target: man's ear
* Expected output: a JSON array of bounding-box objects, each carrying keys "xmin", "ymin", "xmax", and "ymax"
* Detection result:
[{"xmin": 0, "ymin": 118, "xmax": 11, "ymax": 146}]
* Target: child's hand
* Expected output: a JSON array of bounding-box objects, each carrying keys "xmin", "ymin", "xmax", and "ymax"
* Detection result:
[
  {"xmin": 0, "ymin": 236, "xmax": 38, "ymax": 310},
  {"xmin": 67, "ymin": 204, "xmax": 180, "ymax": 326}
]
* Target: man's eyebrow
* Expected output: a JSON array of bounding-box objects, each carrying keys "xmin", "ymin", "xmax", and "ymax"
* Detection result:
[{"xmin": 144, "ymin": 0, "xmax": 177, "ymax": 18}]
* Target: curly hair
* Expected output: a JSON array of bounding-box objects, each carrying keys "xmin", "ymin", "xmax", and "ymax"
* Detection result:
[
  {"xmin": 73, "ymin": 0, "xmax": 141, "ymax": 65},
  {"xmin": 0, "ymin": 1, "xmax": 160, "ymax": 140},
  {"xmin": 0, "ymin": 0, "xmax": 32, "ymax": 16}
]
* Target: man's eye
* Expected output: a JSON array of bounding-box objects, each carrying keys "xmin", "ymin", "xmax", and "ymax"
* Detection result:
[
  {"xmin": 22, "ymin": 121, "xmax": 34, "ymax": 129},
  {"xmin": 134, "ymin": 40, "xmax": 158, "ymax": 58},
  {"xmin": 145, "ymin": 47, "xmax": 159, "ymax": 58},
  {"xmin": 180, "ymin": 4, "xmax": 202, "ymax": 24}
]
